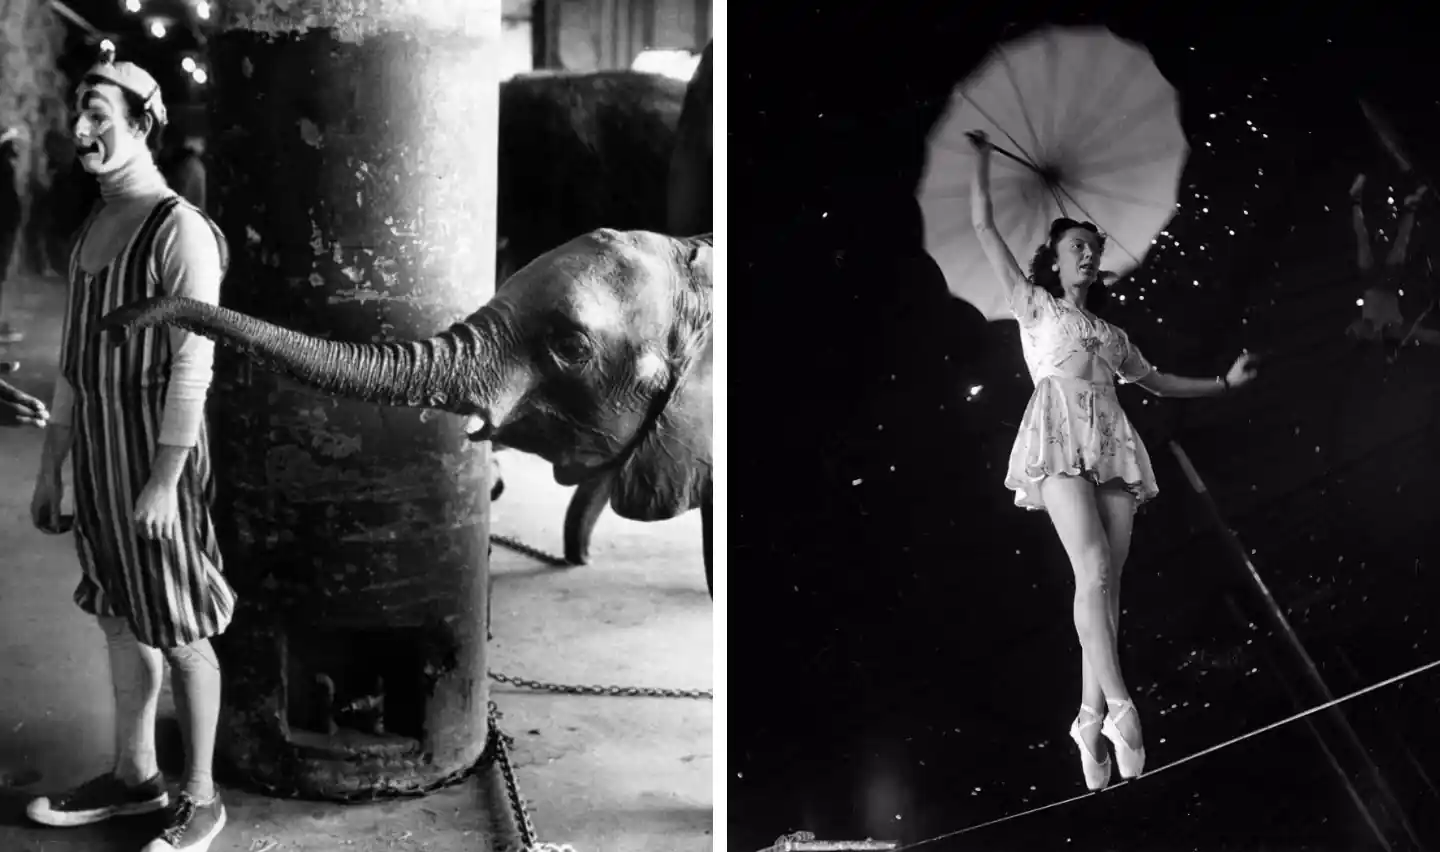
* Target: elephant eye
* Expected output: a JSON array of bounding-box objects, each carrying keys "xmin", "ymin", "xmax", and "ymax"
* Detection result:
[{"xmin": 547, "ymin": 327, "xmax": 593, "ymax": 365}]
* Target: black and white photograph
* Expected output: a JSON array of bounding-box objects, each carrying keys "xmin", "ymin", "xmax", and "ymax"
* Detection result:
[
  {"xmin": 0, "ymin": 1, "xmax": 715, "ymax": 851},
  {"xmin": 733, "ymin": 3, "xmax": 1440, "ymax": 851}
]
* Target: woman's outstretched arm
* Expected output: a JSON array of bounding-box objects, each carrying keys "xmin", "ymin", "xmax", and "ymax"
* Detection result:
[
  {"xmin": 1134, "ymin": 372, "xmax": 1229, "ymax": 398},
  {"xmin": 968, "ymin": 131, "xmax": 1030, "ymax": 307},
  {"xmin": 1134, "ymin": 352, "xmax": 1259, "ymax": 398}
]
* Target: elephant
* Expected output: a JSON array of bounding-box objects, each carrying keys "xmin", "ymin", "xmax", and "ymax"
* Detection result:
[
  {"xmin": 557, "ymin": 45, "xmax": 716, "ymax": 567},
  {"xmin": 493, "ymin": 69, "xmax": 689, "ymax": 561},
  {"xmin": 101, "ymin": 229, "xmax": 715, "ymax": 595},
  {"xmin": 667, "ymin": 40, "xmax": 714, "ymax": 237},
  {"xmin": 496, "ymin": 70, "xmax": 687, "ymax": 285}
]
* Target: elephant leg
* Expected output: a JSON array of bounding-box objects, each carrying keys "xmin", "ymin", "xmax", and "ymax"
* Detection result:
[
  {"xmin": 485, "ymin": 552, "xmax": 494, "ymax": 642},
  {"xmin": 563, "ymin": 473, "xmax": 613, "ymax": 565},
  {"xmin": 489, "ymin": 453, "xmax": 505, "ymax": 502},
  {"xmin": 702, "ymin": 485, "xmax": 713, "ymax": 597}
]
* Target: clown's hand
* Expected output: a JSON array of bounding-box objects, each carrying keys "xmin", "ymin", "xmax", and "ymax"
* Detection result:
[{"xmin": 134, "ymin": 480, "xmax": 180, "ymax": 542}]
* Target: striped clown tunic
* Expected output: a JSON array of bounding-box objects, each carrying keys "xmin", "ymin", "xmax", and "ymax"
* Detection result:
[{"xmin": 59, "ymin": 194, "xmax": 235, "ymax": 649}]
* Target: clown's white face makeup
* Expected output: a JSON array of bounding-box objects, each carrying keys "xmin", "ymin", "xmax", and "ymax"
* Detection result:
[{"xmin": 73, "ymin": 83, "xmax": 149, "ymax": 176}]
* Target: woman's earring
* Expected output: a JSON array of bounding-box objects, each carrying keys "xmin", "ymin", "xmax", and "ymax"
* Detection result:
[{"xmin": 1052, "ymin": 264, "xmax": 1059, "ymax": 272}]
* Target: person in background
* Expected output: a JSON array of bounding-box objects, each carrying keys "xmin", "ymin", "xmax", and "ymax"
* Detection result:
[
  {"xmin": 0, "ymin": 128, "xmax": 26, "ymax": 343},
  {"xmin": 24, "ymin": 113, "xmax": 76, "ymax": 279},
  {"xmin": 164, "ymin": 135, "xmax": 206, "ymax": 212},
  {"xmin": 23, "ymin": 129, "xmax": 49, "ymax": 278},
  {"xmin": 1345, "ymin": 173, "xmax": 1440, "ymax": 346},
  {"xmin": 25, "ymin": 52, "xmax": 232, "ymax": 852}
]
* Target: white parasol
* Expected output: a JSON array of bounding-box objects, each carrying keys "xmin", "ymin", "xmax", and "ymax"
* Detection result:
[
  {"xmin": 917, "ymin": 25, "xmax": 1190, "ymax": 322},
  {"xmin": 1358, "ymin": 98, "xmax": 1418, "ymax": 176}
]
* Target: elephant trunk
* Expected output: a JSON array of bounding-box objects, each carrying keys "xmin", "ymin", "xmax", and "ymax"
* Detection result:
[{"xmin": 101, "ymin": 296, "xmax": 491, "ymax": 411}]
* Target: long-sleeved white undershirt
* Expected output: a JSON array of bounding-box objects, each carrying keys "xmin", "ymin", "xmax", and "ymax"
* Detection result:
[{"xmin": 50, "ymin": 157, "xmax": 221, "ymax": 449}]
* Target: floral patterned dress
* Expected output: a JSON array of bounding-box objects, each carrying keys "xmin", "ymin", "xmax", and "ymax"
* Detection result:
[{"xmin": 1004, "ymin": 282, "xmax": 1160, "ymax": 512}]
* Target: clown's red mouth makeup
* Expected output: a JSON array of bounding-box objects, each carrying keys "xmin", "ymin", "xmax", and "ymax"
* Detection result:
[{"xmin": 73, "ymin": 86, "xmax": 121, "ymax": 169}]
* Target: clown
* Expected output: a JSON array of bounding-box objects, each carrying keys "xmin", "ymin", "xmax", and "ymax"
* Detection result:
[{"xmin": 26, "ymin": 48, "xmax": 231, "ymax": 852}]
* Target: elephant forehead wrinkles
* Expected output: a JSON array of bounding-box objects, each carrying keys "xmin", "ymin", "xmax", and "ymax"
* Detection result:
[
  {"xmin": 509, "ymin": 264, "xmax": 622, "ymax": 329},
  {"xmin": 567, "ymin": 286, "xmax": 624, "ymax": 332},
  {"xmin": 514, "ymin": 232, "xmax": 683, "ymax": 335},
  {"xmin": 635, "ymin": 350, "xmax": 667, "ymax": 382}
]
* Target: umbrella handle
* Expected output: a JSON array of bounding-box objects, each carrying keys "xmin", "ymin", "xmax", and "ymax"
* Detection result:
[
  {"xmin": 989, "ymin": 142, "xmax": 1042, "ymax": 176},
  {"xmin": 968, "ymin": 130, "xmax": 1042, "ymax": 176},
  {"xmin": 986, "ymin": 140, "xmax": 1073, "ymax": 219}
]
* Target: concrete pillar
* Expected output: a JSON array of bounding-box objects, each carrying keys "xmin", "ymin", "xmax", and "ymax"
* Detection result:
[{"xmin": 207, "ymin": 0, "xmax": 500, "ymax": 799}]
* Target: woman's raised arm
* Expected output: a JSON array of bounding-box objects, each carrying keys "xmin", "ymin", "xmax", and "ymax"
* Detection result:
[{"xmin": 968, "ymin": 131, "xmax": 1031, "ymax": 308}]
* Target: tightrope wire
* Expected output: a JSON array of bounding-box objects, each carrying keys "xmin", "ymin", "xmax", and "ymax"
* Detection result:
[{"xmin": 894, "ymin": 656, "xmax": 1440, "ymax": 850}]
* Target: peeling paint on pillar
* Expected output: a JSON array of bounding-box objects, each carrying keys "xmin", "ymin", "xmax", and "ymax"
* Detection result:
[
  {"xmin": 223, "ymin": 0, "xmax": 496, "ymax": 42},
  {"xmin": 207, "ymin": 0, "xmax": 500, "ymax": 800}
]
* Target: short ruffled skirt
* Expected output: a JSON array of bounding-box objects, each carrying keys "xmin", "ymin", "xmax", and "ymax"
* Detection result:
[{"xmin": 1005, "ymin": 375, "xmax": 1159, "ymax": 512}]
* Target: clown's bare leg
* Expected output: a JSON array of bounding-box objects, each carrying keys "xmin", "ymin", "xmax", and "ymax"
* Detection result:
[
  {"xmin": 163, "ymin": 639, "xmax": 222, "ymax": 804},
  {"xmin": 102, "ymin": 618, "xmax": 166, "ymax": 788}
]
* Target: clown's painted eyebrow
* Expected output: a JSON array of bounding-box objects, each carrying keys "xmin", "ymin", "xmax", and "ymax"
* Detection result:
[{"xmin": 77, "ymin": 90, "xmax": 112, "ymax": 111}]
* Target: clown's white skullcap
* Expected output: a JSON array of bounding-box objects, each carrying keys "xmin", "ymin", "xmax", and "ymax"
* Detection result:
[{"xmin": 83, "ymin": 45, "xmax": 168, "ymax": 127}]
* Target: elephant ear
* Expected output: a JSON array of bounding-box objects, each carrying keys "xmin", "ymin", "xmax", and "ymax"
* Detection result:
[{"xmin": 610, "ymin": 238, "xmax": 714, "ymax": 521}]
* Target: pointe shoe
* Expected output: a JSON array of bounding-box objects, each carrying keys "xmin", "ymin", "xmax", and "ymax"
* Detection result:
[
  {"xmin": 1068, "ymin": 704, "xmax": 1112, "ymax": 791},
  {"xmin": 1101, "ymin": 698, "xmax": 1146, "ymax": 779},
  {"xmin": 1350, "ymin": 174, "xmax": 1367, "ymax": 201}
]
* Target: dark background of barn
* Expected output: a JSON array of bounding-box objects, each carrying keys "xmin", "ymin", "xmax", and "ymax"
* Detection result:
[{"xmin": 730, "ymin": 4, "xmax": 1440, "ymax": 850}]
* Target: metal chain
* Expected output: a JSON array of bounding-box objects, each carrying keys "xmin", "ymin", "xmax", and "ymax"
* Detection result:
[
  {"xmin": 489, "ymin": 532, "xmax": 713, "ymax": 700},
  {"xmin": 493, "ymin": 534, "xmax": 571, "ymax": 568},
  {"xmin": 490, "ymin": 700, "xmax": 580, "ymax": 852},
  {"xmin": 487, "ymin": 531, "xmax": 711, "ymax": 852},
  {"xmin": 490, "ymin": 669, "xmax": 713, "ymax": 700}
]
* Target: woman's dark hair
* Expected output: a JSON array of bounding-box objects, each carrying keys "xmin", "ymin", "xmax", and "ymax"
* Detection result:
[
  {"xmin": 1029, "ymin": 217, "xmax": 1112, "ymax": 313},
  {"xmin": 79, "ymin": 74, "xmax": 166, "ymax": 154}
]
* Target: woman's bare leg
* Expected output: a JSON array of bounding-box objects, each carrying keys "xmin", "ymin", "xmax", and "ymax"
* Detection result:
[
  {"xmin": 1077, "ymin": 485, "xmax": 1139, "ymax": 755},
  {"xmin": 1041, "ymin": 475, "xmax": 1139, "ymax": 748},
  {"xmin": 1094, "ymin": 487, "xmax": 1136, "ymax": 640},
  {"xmin": 1095, "ymin": 487, "xmax": 1138, "ymax": 738}
]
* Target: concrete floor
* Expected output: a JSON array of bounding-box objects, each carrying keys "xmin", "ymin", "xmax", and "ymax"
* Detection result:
[{"xmin": 0, "ymin": 274, "xmax": 713, "ymax": 852}]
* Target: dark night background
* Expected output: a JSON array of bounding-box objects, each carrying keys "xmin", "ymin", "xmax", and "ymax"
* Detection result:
[
  {"xmin": 732, "ymin": 4, "xmax": 1440, "ymax": 851},
  {"xmin": 59, "ymin": 0, "xmax": 213, "ymax": 136}
]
